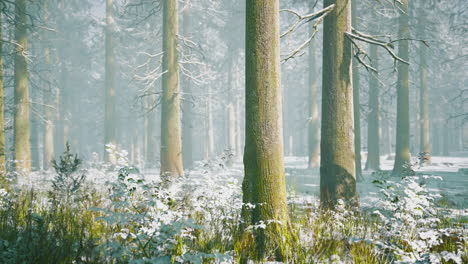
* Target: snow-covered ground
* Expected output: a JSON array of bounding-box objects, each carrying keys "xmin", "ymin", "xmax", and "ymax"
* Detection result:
[
  {"xmin": 21, "ymin": 154, "xmax": 468, "ymax": 212},
  {"xmin": 282, "ymin": 155, "xmax": 468, "ymax": 213}
]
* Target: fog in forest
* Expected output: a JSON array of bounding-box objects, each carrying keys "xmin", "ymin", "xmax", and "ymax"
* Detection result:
[{"xmin": 0, "ymin": 0, "xmax": 467, "ymax": 263}]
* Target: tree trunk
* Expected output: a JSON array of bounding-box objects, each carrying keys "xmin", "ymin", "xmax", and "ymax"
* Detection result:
[
  {"xmin": 0, "ymin": 12, "xmax": 7, "ymax": 187},
  {"xmin": 365, "ymin": 44, "xmax": 380, "ymax": 171},
  {"xmin": 320, "ymin": 0, "xmax": 357, "ymax": 208},
  {"xmin": 442, "ymin": 123, "xmax": 449, "ymax": 156},
  {"xmin": 205, "ymin": 86, "xmax": 215, "ymax": 158},
  {"xmin": 104, "ymin": 0, "xmax": 117, "ymax": 163},
  {"xmin": 307, "ymin": 26, "xmax": 320, "ymax": 168},
  {"xmin": 392, "ymin": 0, "xmax": 411, "ymax": 176},
  {"xmin": 418, "ymin": 10, "xmax": 430, "ymax": 164},
  {"xmin": 351, "ymin": 0, "xmax": 362, "ymax": 181},
  {"xmin": 14, "ymin": 0, "xmax": 32, "ymax": 173},
  {"xmin": 182, "ymin": 0, "xmax": 193, "ymax": 169},
  {"xmin": 42, "ymin": 0, "xmax": 54, "ymax": 169},
  {"xmin": 147, "ymin": 100, "xmax": 158, "ymax": 167},
  {"xmin": 227, "ymin": 56, "xmax": 237, "ymax": 163},
  {"xmin": 243, "ymin": 0, "xmax": 289, "ymax": 260},
  {"xmin": 236, "ymin": 97, "xmax": 242, "ymax": 158},
  {"xmin": 161, "ymin": 0, "xmax": 183, "ymax": 177}
]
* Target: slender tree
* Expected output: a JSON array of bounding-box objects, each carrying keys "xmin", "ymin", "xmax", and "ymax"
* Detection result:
[
  {"xmin": 351, "ymin": 0, "xmax": 362, "ymax": 181},
  {"xmin": 205, "ymin": 86, "xmax": 215, "ymax": 158},
  {"xmin": 320, "ymin": 0, "xmax": 357, "ymax": 208},
  {"xmin": 392, "ymin": 0, "xmax": 411, "ymax": 176},
  {"xmin": 0, "ymin": 12, "xmax": 6, "ymax": 186},
  {"xmin": 161, "ymin": 0, "xmax": 183, "ymax": 177},
  {"xmin": 146, "ymin": 96, "xmax": 158, "ymax": 167},
  {"xmin": 104, "ymin": 0, "xmax": 117, "ymax": 163},
  {"xmin": 182, "ymin": 0, "xmax": 193, "ymax": 169},
  {"xmin": 307, "ymin": 4, "xmax": 320, "ymax": 168},
  {"xmin": 365, "ymin": 44, "xmax": 380, "ymax": 170},
  {"xmin": 418, "ymin": 8, "xmax": 430, "ymax": 164},
  {"xmin": 43, "ymin": 0, "xmax": 55, "ymax": 169},
  {"xmin": 242, "ymin": 0, "xmax": 289, "ymax": 259},
  {"xmin": 14, "ymin": 0, "xmax": 32, "ymax": 173}
]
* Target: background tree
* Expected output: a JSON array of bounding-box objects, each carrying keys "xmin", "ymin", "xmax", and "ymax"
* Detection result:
[
  {"xmin": 351, "ymin": 0, "xmax": 362, "ymax": 181},
  {"xmin": 0, "ymin": 12, "xmax": 6, "ymax": 186},
  {"xmin": 307, "ymin": 3, "xmax": 320, "ymax": 169},
  {"xmin": 104, "ymin": 0, "xmax": 117, "ymax": 163},
  {"xmin": 418, "ymin": 7, "xmax": 430, "ymax": 164},
  {"xmin": 14, "ymin": 0, "xmax": 31, "ymax": 173},
  {"xmin": 365, "ymin": 44, "xmax": 380, "ymax": 170},
  {"xmin": 392, "ymin": 0, "xmax": 411, "ymax": 176}
]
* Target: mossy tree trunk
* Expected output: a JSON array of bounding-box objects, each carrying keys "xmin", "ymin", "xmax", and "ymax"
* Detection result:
[
  {"xmin": 14, "ymin": 0, "xmax": 32, "ymax": 173},
  {"xmin": 351, "ymin": 0, "xmax": 362, "ymax": 181},
  {"xmin": 242, "ymin": 0, "xmax": 289, "ymax": 260},
  {"xmin": 307, "ymin": 4, "xmax": 320, "ymax": 168},
  {"xmin": 161, "ymin": 0, "xmax": 183, "ymax": 177},
  {"xmin": 392, "ymin": 0, "xmax": 411, "ymax": 176},
  {"xmin": 418, "ymin": 9, "xmax": 430, "ymax": 164},
  {"xmin": 365, "ymin": 44, "xmax": 380, "ymax": 171},
  {"xmin": 320, "ymin": 0, "xmax": 357, "ymax": 208},
  {"xmin": 104, "ymin": 0, "xmax": 117, "ymax": 163},
  {"xmin": 0, "ymin": 12, "xmax": 7, "ymax": 186}
]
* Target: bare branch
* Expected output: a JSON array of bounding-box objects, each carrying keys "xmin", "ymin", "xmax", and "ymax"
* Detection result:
[{"xmin": 280, "ymin": 4, "xmax": 335, "ymax": 38}]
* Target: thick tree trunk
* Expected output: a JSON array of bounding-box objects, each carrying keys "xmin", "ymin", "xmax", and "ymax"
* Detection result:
[
  {"xmin": 0, "ymin": 13, "xmax": 7, "ymax": 186},
  {"xmin": 307, "ymin": 28, "xmax": 320, "ymax": 168},
  {"xmin": 161, "ymin": 0, "xmax": 183, "ymax": 177},
  {"xmin": 392, "ymin": 0, "xmax": 411, "ymax": 176},
  {"xmin": 243, "ymin": 0, "xmax": 289, "ymax": 260},
  {"xmin": 320, "ymin": 0, "xmax": 357, "ymax": 208},
  {"xmin": 365, "ymin": 44, "xmax": 380, "ymax": 170},
  {"xmin": 182, "ymin": 1, "xmax": 194, "ymax": 169},
  {"xmin": 351, "ymin": 0, "xmax": 362, "ymax": 181},
  {"xmin": 14, "ymin": 0, "xmax": 32, "ymax": 173},
  {"xmin": 104, "ymin": 0, "xmax": 117, "ymax": 163},
  {"xmin": 419, "ymin": 11, "xmax": 430, "ymax": 164}
]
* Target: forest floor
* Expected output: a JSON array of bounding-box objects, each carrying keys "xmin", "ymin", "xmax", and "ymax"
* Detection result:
[
  {"xmin": 7, "ymin": 153, "xmax": 468, "ymax": 263},
  {"xmin": 280, "ymin": 155, "xmax": 468, "ymax": 211},
  {"xmin": 24, "ymin": 154, "xmax": 468, "ymax": 213}
]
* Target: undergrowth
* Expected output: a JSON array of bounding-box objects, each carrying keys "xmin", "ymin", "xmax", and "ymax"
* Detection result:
[{"xmin": 0, "ymin": 147, "xmax": 466, "ymax": 263}]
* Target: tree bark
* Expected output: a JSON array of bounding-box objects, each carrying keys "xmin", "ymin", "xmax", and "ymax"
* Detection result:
[
  {"xmin": 0, "ymin": 12, "xmax": 7, "ymax": 187},
  {"xmin": 320, "ymin": 0, "xmax": 357, "ymax": 208},
  {"xmin": 243, "ymin": 0, "xmax": 289, "ymax": 260},
  {"xmin": 161, "ymin": 0, "xmax": 183, "ymax": 177},
  {"xmin": 418, "ymin": 10, "xmax": 431, "ymax": 164},
  {"xmin": 365, "ymin": 44, "xmax": 380, "ymax": 170},
  {"xmin": 392, "ymin": 0, "xmax": 411, "ymax": 176},
  {"xmin": 104, "ymin": 0, "xmax": 117, "ymax": 163},
  {"xmin": 14, "ymin": 0, "xmax": 32, "ymax": 173}
]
